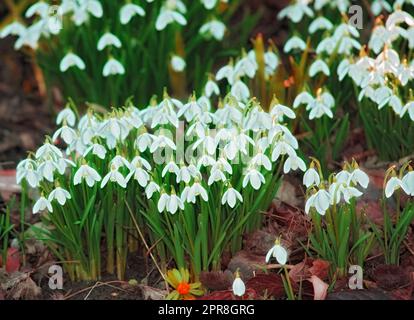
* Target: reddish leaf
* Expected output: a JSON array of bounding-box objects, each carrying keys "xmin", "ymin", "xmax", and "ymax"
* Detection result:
[
  {"xmin": 246, "ymin": 273, "xmax": 284, "ymax": 298},
  {"xmin": 199, "ymin": 288, "xmax": 257, "ymax": 300},
  {"xmin": 372, "ymin": 265, "xmax": 411, "ymax": 290},
  {"xmin": 6, "ymin": 248, "xmax": 20, "ymax": 273},
  {"xmin": 227, "ymin": 251, "xmax": 265, "ymax": 280},
  {"xmin": 309, "ymin": 259, "xmax": 330, "ymax": 280},
  {"xmin": 199, "ymin": 271, "xmax": 233, "ymax": 291}
]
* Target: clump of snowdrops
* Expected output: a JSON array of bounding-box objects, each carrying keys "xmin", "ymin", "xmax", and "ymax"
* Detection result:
[
  {"xmin": 1, "ymin": 0, "xmax": 256, "ymax": 107},
  {"xmin": 303, "ymin": 159, "xmax": 375, "ymax": 278},
  {"xmin": 373, "ymin": 163, "xmax": 414, "ymax": 265},
  {"xmin": 16, "ymin": 91, "xmax": 305, "ymax": 281},
  {"xmin": 343, "ymin": 5, "xmax": 414, "ymax": 160}
]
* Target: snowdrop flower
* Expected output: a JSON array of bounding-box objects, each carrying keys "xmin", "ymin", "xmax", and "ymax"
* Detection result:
[
  {"xmin": 231, "ymin": 80, "xmax": 250, "ymax": 101},
  {"xmin": 127, "ymin": 162, "xmax": 150, "ymax": 188},
  {"xmin": 294, "ymin": 89, "xmax": 335, "ymax": 119},
  {"xmin": 83, "ymin": 143, "xmax": 107, "ymax": 159},
  {"xmin": 303, "ymin": 167, "xmax": 320, "ymax": 188},
  {"xmin": 170, "ymin": 55, "xmax": 186, "ymax": 72},
  {"xmin": 150, "ymin": 135, "xmax": 176, "ymax": 153},
  {"xmin": 0, "ymin": 21, "xmax": 26, "ymax": 38},
  {"xmin": 136, "ymin": 133, "xmax": 155, "ymax": 152},
  {"xmin": 36, "ymin": 142, "xmax": 62, "ymax": 159},
  {"xmin": 16, "ymin": 159, "xmax": 39, "ymax": 188},
  {"xmin": 97, "ymin": 33, "xmax": 122, "ymax": 51},
  {"xmin": 25, "ymin": 1, "xmax": 50, "ymax": 18},
  {"xmin": 309, "ymin": 17, "xmax": 333, "ymax": 34},
  {"xmin": 120, "ymin": 3, "xmax": 145, "ymax": 25},
  {"xmin": 155, "ymin": 3, "xmax": 187, "ymax": 31},
  {"xmin": 284, "ymin": 36, "xmax": 306, "ymax": 53},
  {"xmin": 234, "ymin": 54, "xmax": 257, "ymax": 79},
  {"xmin": 221, "ymin": 187, "xmax": 243, "ymax": 208},
  {"xmin": 329, "ymin": 182, "xmax": 363, "ymax": 204},
  {"xmin": 337, "ymin": 59, "xmax": 351, "ymax": 81},
  {"xmin": 74, "ymin": 164, "xmax": 102, "ymax": 187},
  {"xmin": 201, "ymin": 0, "xmax": 218, "ymax": 10},
  {"xmin": 52, "ymin": 125, "xmax": 77, "ymax": 145},
  {"xmin": 101, "ymin": 164, "xmax": 127, "ymax": 188},
  {"xmin": 199, "ymin": 20, "xmax": 226, "ymax": 40},
  {"xmin": 283, "ymin": 154, "xmax": 306, "ymax": 173},
  {"xmin": 400, "ymin": 101, "xmax": 414, "ymax": 120},
  {"xmin": 176, "ymin": 164, "xmax": 197, "ymax": 184},
  {"xmin": 60, "ymin": 52, "xmax": 86, "ymax": 72},
  {"xmin": 57, "ymin": 108, "xmax": 76, "ymax": 127},
  {"xmin": 158, "ymin": 191, "xmax": 184, "ymax": 214},
  {"xmin": 371, "ymin": 0, "xmax": 392, "ymax": 16},
  {"xmin": 48, "ymin": 187, "xmax": 71, "ymax": 206},
  {"xmin": 242, "ymin": 167, "xmax": 265, "ymax": 190},
  {"xmin": 145, "ymin": 181, "xmax": 160, "ymax": 199},
  {"xmin": 265, "ymin": 239, "xmax": 288, "ymax": 265},
  {"xmin": 385, "ymin": 176, "xmax": 408, "ymax": 198},
  {"xmin": 402, "ymin": 171, "xmax": 414, "ymax": 196},
  {"xmin": 232, "ymin": 272, "xmax": 245, "ymax": 297},
  {"xmin": 162, "ymin": 160, "xmax": 180, "ymax": 177},
  {"xmin": 270, "ymin": 101, "xmax": 296, "ymax": 121},
  {"xmin": 185, "ymin": 181, "xmax": 208, "ymax": 203},
  {"xmin": 309, "ymin": 59, "xmax": 330, "ymax": 77},
  {"xmin": 216, "ymin": 63, "xmax": 234, "ymax": 84},
  {"xmin": 305, "ymin": 189, "xmax": 331, "ymax": 215},
  {"xmin": 33, "ymin": 195, "xmax": 53, "ymax": 214},
  {"xmin": 251, "ymin": 151, "xmax": 272, "ymax": 171},
  {"xmin": 277, "ymin": 0, "xmax": 314, "ymax": 23},
  {"xmin": 349, "ymin": 168, "xmax": 370, "ymax": 189},
  {"xmin": 204, "ymin": 78, "xmax": 220, "ymax": 97},
  {"xmin": 103, "ymin": 58, "xmax": 125, "ymax": 77}
]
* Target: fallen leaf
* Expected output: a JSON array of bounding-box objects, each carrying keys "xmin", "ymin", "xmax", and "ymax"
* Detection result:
[
  {"xmin": 199, "ymin": 270, "xmax": 233, "ymax": 291},
  {"xmin": 199, "ymin": 288, "xmax": 257, "ymax": 300},
  {"xmin": 138, "ymin": 284, "xmax": 167, "ymax": 300},
  {"xmin": 227, "ymin": 251, "xmax": 265, "ymax": 280},
  {"xmin": 371, "ymin": 264, "xmax": 411, "ymax": 290},
  {"xmin": 246, "ymin": 273, "xmax": 284, "ymax": 298},
  {"xmin": 5, "ymin": 248, "xmax": 20, "ymax": 273},
  {"xmin": 309, "ymin": 275, "xmax": 328, "ymax": 300}
]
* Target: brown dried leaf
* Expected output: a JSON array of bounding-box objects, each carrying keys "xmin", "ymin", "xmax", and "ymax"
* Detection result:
[
  {"xmin": 309, "ymin": 275, "xmax": 328, "ymax": 300},
  {"xmin": 138, "ymin": 284, "xmax": 167, "ymax": 300},
  {"xmin": 246, "ymin": 273, "xmax": 284, "ymax": 298},
  {"xmin": 199, "ymin": 270, "xmax": 233, "ymax": 291}
]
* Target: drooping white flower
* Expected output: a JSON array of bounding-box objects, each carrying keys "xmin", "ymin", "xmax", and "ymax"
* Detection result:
[
  {"xmin": 283, "ymin": 36, "xmax": 306, "ymax": 53},
  {"xmin": 199, "ymin": 20, "xmax": 226, "ymax": 40},
  {"xmin": 155, "ymin": 6, "xmax": 187, "ymax": 31},
  {"xmin": 103, "ymin": 58, "xmax": 125, "ymax": 77},
  {"xmin": 242, "ymin": 167, "xmax": 265, "ymax": 190},
  {"xmin": 56, "ymin": 108, "xmax": 76, "ymax": 127},
  {"xmin": 265, "ymin": 239, "xmax": 288, "ymax": 265},
  {"xmin": 385, "ymin": 176, "xmax": 408, "ymax": 198},
  {"xmin": 309, "ymin": 17, "xmax": 333, "ymax": 34},
  {"xmin": 33, "ymin": 195, "xmax": 53, "ymax": 214},
  {"xmin": 25, "ymin": 1, "xmax": 50, "ymax": 18},
  {"xmin": 73, "ymin": 164, "xmax": 102, "ymax": 187},
  {"xmin": 83, "ymin": 143, "xmax": 107, "ymax": 159},
  {"xmin": 201, "ymin": 0, "xmax": 218, "ymax": 10},
  {"xmin": 309, "ymin": 59, "xmax": 330, "ymax": 77},
  {"xmin": 0, "ymin": 21, "xmax": 26, "ymax": 38},
  {"xmin": 158, "ymin": 192, "xmax": 184, "ymax": 214},
  {"xmin": 97, "ymin": 32, "xmax": 122, "ymax": 51},
  {"xmin": 119, "ymin": 3, "xmax": 145, "ymax": 25},
  {"xmin": 52, "ymin": 125, "xmax": 77, "ymax": 145},
  {"xmin": 221, "ymin": 187, "xmax": 243, "ymax": 208},
  {"xmin": 303, "ymin": 167, "xmax": 320, "ymax": 188},
  {"xmin": 16, "ymin": 159, "xmax": 39, "ymax": 188},
  {"xmin": 232, "ymin": 272, "xmax": 245, "ymax": 297},
  {"xmin": 162, "ymin": 160, "xmax": 180, "ymax": 177},
  {"xmin": 48, "ymin": 187, "xmax": 71, "ymax": 206},
  {"xmin": 305, "ymin": 189, "xmax": 331, "ymax": 215},
  {"xmin": 145, "ymin": 181, "xmax": 160, "ymax": 199},
  {"xmin": 60, "ymin": 52, "xmax": 86, "ymax": 72},
  {"xmin": 170, "ymin": 55, "xmax": 186, "ymax": 72},
  {"xmin": 101, "ymin": 164, "xmax": 127, "ymax": 188},
  {"xmin": 204, "ymin": 79, "xmax": 220, "ymax": 97},
  {"xmin": 284, "ymin": 154, "xmax": 306, "ymax": 173},
  {"xmin": 277, "ymin": 0, "xmax": 314, "ymax": 23},
  {"xmin": 402, "ymin": 171, "xmax": 414, "ymax": 196}
]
